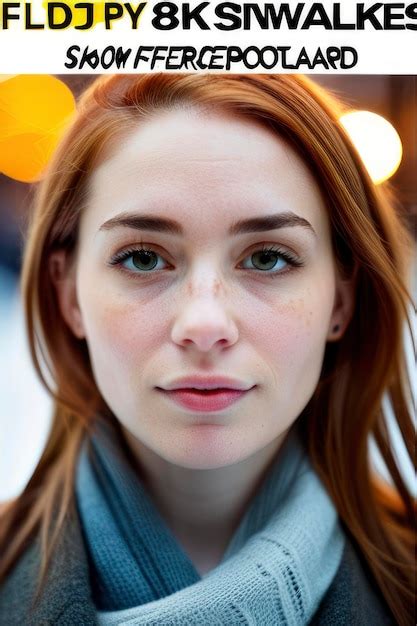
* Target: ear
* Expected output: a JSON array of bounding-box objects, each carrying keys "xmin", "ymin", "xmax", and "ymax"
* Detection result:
[
  {"xmin": 49, "ymin": 250, "xmax": 86, "ymax": 340},
  {"xmin": 327, "ymin": 268, "xmax": 356, "ymax": 342}
]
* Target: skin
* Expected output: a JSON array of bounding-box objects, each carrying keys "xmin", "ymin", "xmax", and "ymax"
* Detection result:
[{"xmin": 53, "ymin": 108, "xmax": 353, "ymax": 575}]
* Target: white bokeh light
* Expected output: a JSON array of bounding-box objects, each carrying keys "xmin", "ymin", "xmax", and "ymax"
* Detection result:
[{"xmin": 340, "ymin": 110, "xmax": 403, "ymax": 185}]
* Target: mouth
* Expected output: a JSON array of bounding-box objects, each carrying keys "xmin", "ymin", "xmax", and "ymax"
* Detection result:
[{"xmin": 156, "ymin": 387, "xmax": 254, "ymax": 413}]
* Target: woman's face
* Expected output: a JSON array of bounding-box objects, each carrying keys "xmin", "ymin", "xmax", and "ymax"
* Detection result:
[{"xmin": 57, "ymin": 109, "xmax": 352, "ymax": 470}]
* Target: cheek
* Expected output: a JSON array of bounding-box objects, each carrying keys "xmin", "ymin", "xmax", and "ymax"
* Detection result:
[
  {"xmin": 248, "ymin": 285, "xmax": 334, "ymax": 385},
  {"xmin": 78, "ymin": 280, "xmax": 166, "ymax": 390}
]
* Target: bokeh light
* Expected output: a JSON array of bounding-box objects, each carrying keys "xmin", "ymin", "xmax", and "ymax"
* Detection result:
[
  {"xmin": 0, "ymin": 75, "xmax": 76, "ymax": 183},
  {"xmin": 340, "ymin": 110, "xmax": 403, "ymax": 185}
]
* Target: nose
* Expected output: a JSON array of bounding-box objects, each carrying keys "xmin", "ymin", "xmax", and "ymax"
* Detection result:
[{"xmin": 171, "ymin": 273, "xmax": 239, "ymax": 353}]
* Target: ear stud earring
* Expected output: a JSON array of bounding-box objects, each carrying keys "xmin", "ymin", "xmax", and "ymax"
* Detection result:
[{"xmin": 333, "ymin": 324, "xmax": 340, "ymax": 333}]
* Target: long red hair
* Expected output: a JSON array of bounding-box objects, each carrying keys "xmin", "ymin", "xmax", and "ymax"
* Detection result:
[{"xmin": 0, "ymin": 74, "xmax": 415, "ymax": 624}]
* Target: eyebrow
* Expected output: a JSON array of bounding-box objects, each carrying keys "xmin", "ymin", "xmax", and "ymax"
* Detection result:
[{"xmin": 99, "ymin": 211, "xmax": 316, "ymax": 236}]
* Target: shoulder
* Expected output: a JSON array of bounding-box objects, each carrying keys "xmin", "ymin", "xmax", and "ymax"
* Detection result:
[
  {"xmin": 310, "ymin": 532, "xmax": 396, "ymax": 625},
  {"xmin": 0, "ymin": 513, "xmax": 97, "ymax": 626}
]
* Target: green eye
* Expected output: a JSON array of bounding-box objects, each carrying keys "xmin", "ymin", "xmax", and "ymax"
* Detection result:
[
  {"xmin": 248, "ymin": 249, "xmax": 287, "ymax": 272},
  {"xmin": 110, "ymin": 246, "xmax": 168, "ymax": 273},
  {"xmin": 240, "ymin": 245, "xmax": 302, "ymax": 274},
  {"xmin": 130, "ymin": 250, "xmax": 159, "ymax": 271}
]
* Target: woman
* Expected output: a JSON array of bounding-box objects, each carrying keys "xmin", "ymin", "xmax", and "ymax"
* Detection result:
[{"xmin": 0, "ymin": 74, "xmax": 414, "ymax": 625}]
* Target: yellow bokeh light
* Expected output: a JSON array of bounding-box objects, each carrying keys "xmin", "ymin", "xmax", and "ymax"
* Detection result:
[
  {"xmin": 340, "ymin": 110, "xmax": 403, "ymax": 185},
  {"xmin": 0, "ymin": 75, "xmax": 76, "ymax": 183}
]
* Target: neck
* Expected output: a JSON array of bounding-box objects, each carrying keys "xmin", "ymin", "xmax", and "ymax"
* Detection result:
[{"xmin": 121, "ymin": 426, "xmax": 290, "ymax": 572}]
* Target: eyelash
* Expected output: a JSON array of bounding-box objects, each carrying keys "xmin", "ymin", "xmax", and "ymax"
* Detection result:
[{"xmin": 108, "ymin": 243, "xmax": 304, "ymax": 279}]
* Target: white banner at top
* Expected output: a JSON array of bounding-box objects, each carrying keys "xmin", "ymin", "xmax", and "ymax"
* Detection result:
[{"xmin": 0, "ymin": 0, "xmax": 416, "ymax": 73}]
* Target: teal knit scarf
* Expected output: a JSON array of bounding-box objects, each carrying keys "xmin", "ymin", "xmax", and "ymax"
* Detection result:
[{"xmin": 75, "ymin": 418, "xmax": 345, "ymax": 625}]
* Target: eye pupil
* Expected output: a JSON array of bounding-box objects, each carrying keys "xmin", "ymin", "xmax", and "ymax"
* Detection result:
[
  {"xmin": 252, "ymin": 250, "xmax": 279, "ymax": 270},
  {"xmin": 132, "ymin": 250, "xmax": 158, "ymax": 270}
]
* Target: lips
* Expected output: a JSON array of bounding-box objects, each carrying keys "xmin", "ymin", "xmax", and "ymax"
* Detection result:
[
  {"xmin": 161, "ymin": 375, "xmax": 252, "ymax": 391},
  {"xmin": 158, "ymin": 387, "xmax": 251, "ymax": 412}
]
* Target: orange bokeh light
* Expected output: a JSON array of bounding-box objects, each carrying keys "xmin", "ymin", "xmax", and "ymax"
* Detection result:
[{"xmin": 0, "ymin": 75, "xmax": 76, "ymax": 183}]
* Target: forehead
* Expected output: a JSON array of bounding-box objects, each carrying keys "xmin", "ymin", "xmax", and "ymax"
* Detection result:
[{"xmin": 83, "ymin": 108, "xmax": 328, "ymax": 239}]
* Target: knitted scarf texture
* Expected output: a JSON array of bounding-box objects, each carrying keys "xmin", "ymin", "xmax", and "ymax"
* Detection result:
[{"xmin": 75, "ymin": 418, "xmax": 345, "ymax": 625}]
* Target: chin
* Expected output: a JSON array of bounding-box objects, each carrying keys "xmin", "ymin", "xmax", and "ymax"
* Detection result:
[
  {"xmin": 170, "ymin": 455, "xmax": 246, "ymax": 471},
  {"xmin": 162, "ymin": 426, "xmax": 256, "ymax": 470}
]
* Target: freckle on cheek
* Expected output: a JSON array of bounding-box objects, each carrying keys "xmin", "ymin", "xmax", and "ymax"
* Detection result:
[
  {"xmin": 99, "ymin": 307, "xmax": 163, "ymax": 365},
  {"xmin": 252, "ymin": 301, "xmax": 315, "ymax": 358}
]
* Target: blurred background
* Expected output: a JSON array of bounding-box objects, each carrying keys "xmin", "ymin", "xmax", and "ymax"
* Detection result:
[{"xmin": 0, "ymin": 74, "xmax": 415, "ymax": 501}]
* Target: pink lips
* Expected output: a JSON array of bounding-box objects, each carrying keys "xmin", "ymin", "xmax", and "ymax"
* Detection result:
[{"xmin": 159, "ymin": 388, "xmax": 250, "ymax": 412}]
